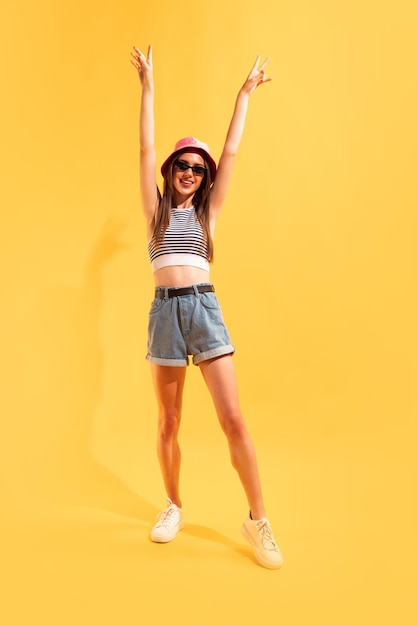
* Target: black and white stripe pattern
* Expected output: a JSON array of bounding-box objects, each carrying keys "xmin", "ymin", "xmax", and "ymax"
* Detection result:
[{"xmin": 148, "ymin": 207, "xmax": 208, "ymax": 264}]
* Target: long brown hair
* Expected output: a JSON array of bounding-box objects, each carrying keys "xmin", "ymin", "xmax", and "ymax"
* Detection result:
[{"xmin": 151, "ymin": 153, "xmax": 214, "ymax": 262}]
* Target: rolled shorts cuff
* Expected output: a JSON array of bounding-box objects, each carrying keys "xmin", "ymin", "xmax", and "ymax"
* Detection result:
[
  {"xmin": 146, "ymin": 354, "xmax": 188, "ymax": 367},
  {"xmin": 192, "ymin": 344, "xmax": 235, "ymax": 365}
]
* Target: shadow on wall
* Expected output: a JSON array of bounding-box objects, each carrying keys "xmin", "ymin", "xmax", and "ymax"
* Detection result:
[{"xmin": 12, "ymin": 218, "xmax": 157, "ymax": 522}]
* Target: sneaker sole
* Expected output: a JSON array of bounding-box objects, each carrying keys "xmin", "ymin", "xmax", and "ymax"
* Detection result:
[{"xmin": 241, "ymin": 523, "xmax": 283, "ymax": 570}]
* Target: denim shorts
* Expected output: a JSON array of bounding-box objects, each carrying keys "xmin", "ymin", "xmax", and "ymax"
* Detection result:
[{"xmin": 146, "ymin": 283, "xmax": 235, "ymax": 366}]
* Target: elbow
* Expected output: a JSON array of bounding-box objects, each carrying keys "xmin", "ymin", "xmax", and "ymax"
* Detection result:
[
  {"xmin": 220, "ymin": 148, "xmax": 237, "ymax": 163},
  {"xmin": 140, "ymin": 144, "xmax": 156, "ymax": 156}
]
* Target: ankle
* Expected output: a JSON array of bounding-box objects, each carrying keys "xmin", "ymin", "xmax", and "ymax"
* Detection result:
[
  {"xmin": 250, "ymin": 509, "xmax": 266, "ymax": 521},
  {"xmin": 168, "ymin": 497, "xmax": 182, "ymax": 509}
]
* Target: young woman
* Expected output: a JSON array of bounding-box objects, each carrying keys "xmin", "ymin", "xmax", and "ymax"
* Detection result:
[{"xmin": 131, "ymin": 45, "xmax": 282, "ymax": 569}]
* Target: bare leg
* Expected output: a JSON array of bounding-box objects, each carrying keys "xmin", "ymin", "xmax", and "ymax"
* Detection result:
[
  {"xmin": 150, "ymin": 364, "xmax": 187, "ymax": 509},
  {"xmin": 199, "ymin": 355, "xmax": 266, "ymax": 519}
]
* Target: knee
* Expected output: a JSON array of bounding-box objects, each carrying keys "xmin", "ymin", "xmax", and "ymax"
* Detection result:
[
  {"xmin": 220, "ymin": 411, "xmax": 248, "ymax": 442},
  {"xmin": 158, "ymin": 409, "xmax": 181, "ymax": 441}
]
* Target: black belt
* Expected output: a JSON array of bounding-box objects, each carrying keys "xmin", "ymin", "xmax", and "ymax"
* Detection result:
[{"xmin": 155, "ymin": 284, "xmax": 215, "ymax": 299}]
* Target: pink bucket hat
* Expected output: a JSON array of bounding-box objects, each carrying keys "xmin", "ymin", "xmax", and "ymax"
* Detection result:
[{"xmin": 161, "ymin": 137, "xmax": 217, "ymax": 180}]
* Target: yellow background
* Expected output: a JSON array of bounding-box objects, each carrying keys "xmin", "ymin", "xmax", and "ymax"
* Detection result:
[{"xmin": 1, "ymin": 1, "xmax": 416, "ymax": 624}]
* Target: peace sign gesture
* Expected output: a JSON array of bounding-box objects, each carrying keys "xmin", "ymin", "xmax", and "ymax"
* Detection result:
[{"xmin": 241, "ymin": 56, "xmax": 272, "ymax": 95}]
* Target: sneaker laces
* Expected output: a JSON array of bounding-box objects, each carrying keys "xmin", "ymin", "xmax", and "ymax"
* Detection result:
[
  {"xmin": 256, "ymin": 519, "xmax": 278, "ymax": 551},
  {"xmin": 155, "ymin": 498, "xmax": 179, "ymax": 528}
]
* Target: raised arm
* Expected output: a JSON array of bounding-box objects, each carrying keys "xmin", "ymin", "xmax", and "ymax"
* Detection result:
[
  {"xmin": 131, "ymin": 45, "xmax": 158, "ymax": 231},
  {"xmin": 209, "ymin": 56, "xmax": 271, "ymax": 220}
]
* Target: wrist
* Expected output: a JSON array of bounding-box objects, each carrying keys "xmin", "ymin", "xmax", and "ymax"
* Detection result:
[
  {"xmin": 141, "ymin": 81, "xmax": 154, "ymax": 92},
  {"xmin": 238, "ymin": 87, "xmax": 250, "ymax": 99}
]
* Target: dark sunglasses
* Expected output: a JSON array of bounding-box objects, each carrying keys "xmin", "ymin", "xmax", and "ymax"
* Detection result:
[{"xmin": 173, "ymin": 159, "xmax": 207, "ymax": 177}]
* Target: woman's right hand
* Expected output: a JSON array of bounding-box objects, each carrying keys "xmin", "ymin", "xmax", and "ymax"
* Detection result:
[{"xmin": 131, "ymin": 45, "xmax": 153, "ymax": 88}]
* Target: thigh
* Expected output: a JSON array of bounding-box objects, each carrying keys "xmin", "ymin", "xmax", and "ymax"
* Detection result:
[
  {"xmin": 189, "ymin": 291, "xmax": 234, "ymax": 364},
  {"xmin": 199, "ymin": 355, "xmax": 241, "ymax": 418},
  {"xmin": 150, "ymin": 363, "xmax": 187, "ymax": 414},
  {"xmin": 147, "ymin": 297, "xmax": 188, "ymax": 366}
]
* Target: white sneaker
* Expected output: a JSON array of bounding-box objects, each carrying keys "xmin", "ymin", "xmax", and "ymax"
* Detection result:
[
  {"xmin": 150, "ymin": 498, "xmax": 184, "ymax": 543},
  {"xmin": 241, "ymin": 516, "xmax": 283, "ymax": 569}
]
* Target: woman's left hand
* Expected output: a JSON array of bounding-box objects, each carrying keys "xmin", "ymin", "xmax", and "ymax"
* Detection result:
[{"xmin": 241, "ymin": 56, "xmax": 272, "ymax": 95}]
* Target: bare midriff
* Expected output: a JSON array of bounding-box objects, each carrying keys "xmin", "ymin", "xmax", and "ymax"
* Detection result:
[{"xmin": 153, "ymin": 265, "xmax": 211, "ymax": 288}]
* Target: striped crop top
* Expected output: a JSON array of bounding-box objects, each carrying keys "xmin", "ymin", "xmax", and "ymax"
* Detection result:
[{"xmin": 148, "ymin": 207, "xmax": 210, "ymax": 273}]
